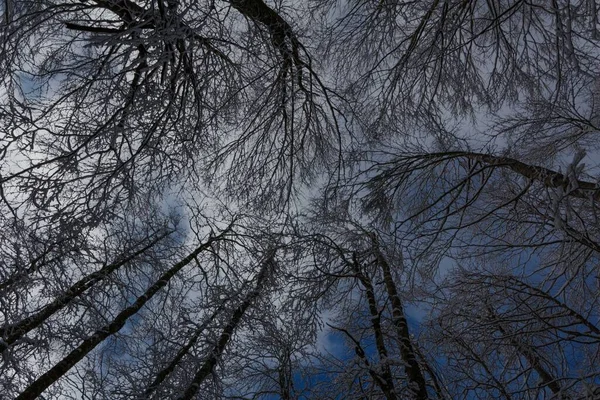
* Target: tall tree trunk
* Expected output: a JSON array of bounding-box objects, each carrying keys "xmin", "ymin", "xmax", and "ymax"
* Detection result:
[
  {"xmin": 0, "ymin": 231, "xmax": 171, "ymax": 352},
  {"xmin": 371, "ymin": 235, "xmax": 429, "ymax": 400},
  {"xmin": 142, "ymin": 306, "xmax": 224, "ymax": 398},
  {"xmin": 15, "ymin": 229, "xmax": 229, "ymax": 400},
  {"xmin": 177, "ymin": 251, "xmax": 274, "ymax": 400},
  {"xmin": 349, "ymin": 252, "xmax": 398, "ymax": 400},
  {"xmin": 277, "ymin": 347, "xmax": 294, "ymax": 400}
]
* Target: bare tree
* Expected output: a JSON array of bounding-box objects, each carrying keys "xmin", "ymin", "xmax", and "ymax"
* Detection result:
[
  {"xmin": 292, "ymin": 214, "xmax": 441, "ymax": 400},
  {"xmin": 0, "ymin": 0, "xmax": 340, "ymax": 223},
  {"xmin": 425, "ymin": 267, "xmax": 600, "ymax": 399},
  {"xmin": 3, "ymin": 0, "xmax": 600, "ymax": 398}
]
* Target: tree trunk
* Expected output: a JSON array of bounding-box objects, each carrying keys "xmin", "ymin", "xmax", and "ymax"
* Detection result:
[
  {"xmin": 0, "ymin": 231, "xmax": 171, "ymax": 352},
  {"xmin": 177, "ymin": 251, "xmax": 274, "ymax": 400},
  {"xmin": 371, "ymin": 235, "xmax": 428, "ymax": 400},
  {"xmin": 15, "ymin": 230, "xmax": 228, "ymax": 400},
  {"xmin": 142, "ymin": 306, "xmax": 224, "ymax": 398},
  {"xmin": 349, "ymin": 252, "xmax": 398, "ymax": 400}
]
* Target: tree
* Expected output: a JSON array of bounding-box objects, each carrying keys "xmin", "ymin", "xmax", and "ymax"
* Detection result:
[
  {"xmin": 286, "ymin": 214, "xmax": 440, "ymax": 400},
  {"xmin": 424, "ymin": 268, "xmax": 600, "ymax": 398},
  {"xmin": 2, "ymin": 0, "xmax": 600, "ymax": 399}
]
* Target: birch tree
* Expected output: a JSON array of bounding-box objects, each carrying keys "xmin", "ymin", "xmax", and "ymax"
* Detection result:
[{"xmin": 3, "ymin": 0, "xmax": 600, "ymax": 399}]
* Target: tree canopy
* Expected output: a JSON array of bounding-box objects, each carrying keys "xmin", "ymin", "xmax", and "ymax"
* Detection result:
[{"xmin": 1, "ymin": 0, "xmax": 600, "ymax": 398}]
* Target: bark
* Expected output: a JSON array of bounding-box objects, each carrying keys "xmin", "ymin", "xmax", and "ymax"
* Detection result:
[
  {"xmin": 277, "ymin": 351, "xmax": 293, "ymax": 400},
  {"xmin": 433, "ymin": 151, "xmax": 599, "ymax": 201},
  {"xmin": 228, "ymin": 0, "xmax": 304, "ymax": 84},
  {"xmin": 0, "ymin": 231, "xmax": 171, "ymax": 352},
  {"xmin": 414, "ymin": 346, "xmax": 446, "ymax": 400},
  {"xmin": 371, "ymin": 236, "xmax": 429, "ymax": 400},
  {"xmin": 177, "ymin": 251, "xmax": 274, "ymax": 400},
  {"xmin": 349, "ymin": 252, "xmax": 398, "ymax": 400},
  {"xmin": 14, "ymin": 228, "xmax": 230, "ymax": 400},
  {"xmin": 142, "ymin": 306, "xmax": 224, "ymax": 398}
]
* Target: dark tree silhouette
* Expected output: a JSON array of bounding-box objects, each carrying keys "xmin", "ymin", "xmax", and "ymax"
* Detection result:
[{"xmin": 2, "ymin": 0, "xmax": 600, "ymax": 399}]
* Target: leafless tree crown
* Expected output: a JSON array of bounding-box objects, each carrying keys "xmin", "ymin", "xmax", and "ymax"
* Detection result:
[{"xmin": 1, "ymin": 0, "xmax": 600, "ymax": 399}]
